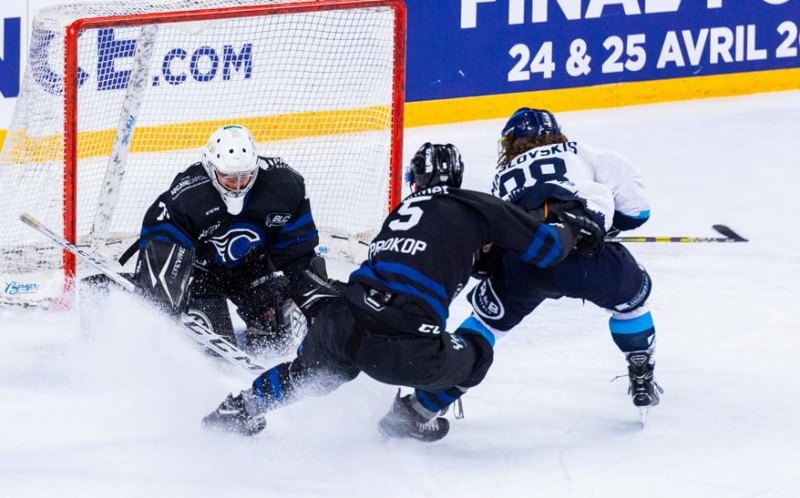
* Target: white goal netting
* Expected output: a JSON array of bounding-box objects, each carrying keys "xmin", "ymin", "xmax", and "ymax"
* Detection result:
[{"xmin": 0, "ymin": 0, "xmax": 405, "ymax": 306}]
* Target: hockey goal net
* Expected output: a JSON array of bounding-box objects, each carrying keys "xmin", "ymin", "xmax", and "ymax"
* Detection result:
[{"xmin": 0, "ymin": 0, "xmax": 405, "ymax": 306}]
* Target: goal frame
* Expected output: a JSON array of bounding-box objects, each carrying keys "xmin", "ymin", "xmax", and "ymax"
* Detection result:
[{"xmin": 57, "ymin": 0, "xmax": 406, "ymax": 291}]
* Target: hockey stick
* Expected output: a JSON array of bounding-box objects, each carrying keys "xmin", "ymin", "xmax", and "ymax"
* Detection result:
[
  {"xmin": 19, "ymin": 213, "xmax": 267, "ymax": 375},
  {"xmin": 605, "ymin": 224, "xmax": 748, "ymax": 243}
]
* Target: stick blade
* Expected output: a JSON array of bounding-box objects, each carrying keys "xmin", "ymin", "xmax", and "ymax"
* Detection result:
[
  {"xmin": 711, "ymin": 224, "xmax": 748, "ymax": 242},
  {"xmin": 19, "ymin": 212, "xmax": 40, "ymax": 229}
]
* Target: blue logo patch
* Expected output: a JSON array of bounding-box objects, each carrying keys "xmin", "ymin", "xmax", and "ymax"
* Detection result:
[{"xmin": 4, "ymin": 281, "xmax": 40, "ymax": 295}]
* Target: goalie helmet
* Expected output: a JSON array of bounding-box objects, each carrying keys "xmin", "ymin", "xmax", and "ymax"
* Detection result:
[
  {"xmin": 501, "ymin": 107, "xmax": 561, "ymax": 140},
  {"xmin": 405, "ymin": 142, "xmax": 464, "ymax": 192},
  {"xmin": 202, "ymin": 125, "xmax": 259, "ymax": 214}
]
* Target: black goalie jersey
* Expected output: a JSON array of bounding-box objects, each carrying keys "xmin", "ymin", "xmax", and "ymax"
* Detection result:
[
  {"xmin": 346, "ymin": 186, "xmax": 574, "ymax": 335},
  {"xmin": 138, "ymin": 157, "xmax": 318, "ymax": 275}
]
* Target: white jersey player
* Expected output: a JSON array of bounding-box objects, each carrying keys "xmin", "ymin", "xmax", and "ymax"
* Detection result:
[{"xmin": 464, "ymin": 107, "xmax": 663, "ymax": 420}]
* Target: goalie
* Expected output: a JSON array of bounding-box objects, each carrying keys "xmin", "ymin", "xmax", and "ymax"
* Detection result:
[{"xmin": 111, "ymin": 125, "xmax": 341, "ymax": 354}]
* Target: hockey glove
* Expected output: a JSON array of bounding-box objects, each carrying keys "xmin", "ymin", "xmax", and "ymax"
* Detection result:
[
  {"xmin": 471, "ymin": 244, "xmax": 504, "ymax": 279},
  {"xmin": 236, "ymin": 269, "xmax": 290, "ymax": 332},
  {"xmin": 558, "ymin": 211, "xmax": 605, "ymax": 257}
]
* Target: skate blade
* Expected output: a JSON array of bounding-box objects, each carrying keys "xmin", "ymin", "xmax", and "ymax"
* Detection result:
[{"xmin": 638, "ymin": 406, "xmax": 649, "ymax": 428}]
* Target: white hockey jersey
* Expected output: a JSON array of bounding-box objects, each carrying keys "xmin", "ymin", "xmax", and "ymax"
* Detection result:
[{"xmin": 490, "ymin": 141, "xmax": 650, "ymax": 232}]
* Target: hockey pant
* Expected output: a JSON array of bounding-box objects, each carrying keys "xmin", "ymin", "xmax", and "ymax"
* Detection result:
[
  {"xmin": 468, "ymin": 241, "xmax": 655, "ymax": 352},
  {"xmin": 245, "ymin": 296, "xmax": 494, "ymax": 414}
]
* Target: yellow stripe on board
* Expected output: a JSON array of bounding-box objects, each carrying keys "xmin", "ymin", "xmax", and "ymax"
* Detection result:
[
  {"xmin": 1, "ymin": 68, "xmax": 798, "ymax": 158},
  {"xmin": 405, "ymin": 67, "xmax": 800, "ymax": 127},
  {"xmin": 0, "ymin": 106, "xmax": 392, "ymax": 162}
]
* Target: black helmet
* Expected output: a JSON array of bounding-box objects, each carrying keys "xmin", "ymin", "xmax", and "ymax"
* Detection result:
[
  {"xmin": 501, "ymin": 108, "xmax": 561, "ymax": 140},
  {"xmin": 406, "ymin": 142, "xmax": 464, "ymax": 191}
]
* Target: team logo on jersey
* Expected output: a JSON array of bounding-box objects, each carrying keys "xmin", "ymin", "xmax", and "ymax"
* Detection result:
[
  {"xmin": 209, "ymin": 228, "xmax": 262, "ymax": 264},
  {"xmin": 266, "ymin": 213, "xmax": 291, "ymax": 227},
  {"xmin": 199, "ymin": 222, "xmax": 221, "ymax": 240},
  {"xmin": 471, "ymin": 279, "xmax": 505, "ymax": 320}
]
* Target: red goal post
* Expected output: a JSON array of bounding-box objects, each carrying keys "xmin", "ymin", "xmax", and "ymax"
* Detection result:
[{"xmin": 0, "ymin": 0, "xmax": 406, "ymax": 307}]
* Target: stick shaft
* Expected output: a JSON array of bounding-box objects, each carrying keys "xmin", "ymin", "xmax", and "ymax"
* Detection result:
[
  {"xmin": 605, "ymin": 236, "xmax": 741, "ymax": 243},
  {"xmin": 606, "ymin": 224, "xmax": 748, "ymax": 243}
]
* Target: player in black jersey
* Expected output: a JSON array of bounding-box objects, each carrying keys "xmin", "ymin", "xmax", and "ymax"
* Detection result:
[
  {"xmin": 202, "ymin": 142, "xmax": 604, "ymax": 441},
  {"xmin": 121, "ymin": 125, "xmax": 339, "ymax": 354}
]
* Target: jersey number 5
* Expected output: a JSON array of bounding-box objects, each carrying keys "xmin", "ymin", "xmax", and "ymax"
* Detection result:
[{"xmin": 388, "ymin": 195, "xmax": 431, "ymax": 231}]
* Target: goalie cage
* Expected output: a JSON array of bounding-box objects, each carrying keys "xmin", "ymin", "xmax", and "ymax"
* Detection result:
[{"xmin": 0, "ymin": 0, "xmax": 406, "ymax": 307}]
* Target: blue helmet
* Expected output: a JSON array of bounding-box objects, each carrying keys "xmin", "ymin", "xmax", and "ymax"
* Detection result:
[{"xmin": 501, "ymin": 108, "xmax": 561, "ymax": 139}]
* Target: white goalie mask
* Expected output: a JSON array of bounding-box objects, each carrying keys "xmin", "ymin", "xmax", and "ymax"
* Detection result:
[{"xmin": 202, "ymin": 125, "xmax": 259, "ymax": 214}]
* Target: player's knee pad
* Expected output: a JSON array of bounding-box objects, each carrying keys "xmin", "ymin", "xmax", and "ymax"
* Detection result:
[
  {"xmin": 454, "ymin": 316, "xmax": 496, "ymax": 388},
  {"xmin": 610, "ymin": 266, "xmax": 652, "ymax": 314}
]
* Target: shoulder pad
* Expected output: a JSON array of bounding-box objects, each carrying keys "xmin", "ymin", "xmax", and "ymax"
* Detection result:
[
  {"xmin": 179, "ymin": 161, "xmax": 204, "ymax": 174},
  {"xmin": 259, "ymin": 156, "xmax": 303, "ymax": 177}
]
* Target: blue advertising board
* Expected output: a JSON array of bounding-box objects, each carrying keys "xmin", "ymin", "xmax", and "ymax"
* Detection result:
[
  {"xmin": 1, "ymin": 0, "xmax": 799, "ymax": 132},
  {"xmin": 406, "ymin": 0, "xmax": 800, "ymax": 103}
]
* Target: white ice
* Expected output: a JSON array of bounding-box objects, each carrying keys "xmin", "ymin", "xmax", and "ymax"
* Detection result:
[{"xmin": 2, "ymin": 90, "xmax": 799, "ymax": 497}]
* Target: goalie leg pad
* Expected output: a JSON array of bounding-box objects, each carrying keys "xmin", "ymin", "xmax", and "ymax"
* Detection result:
[{"xmin": 134, "ymin": 238, "xmax": 195, "ymax": 316}]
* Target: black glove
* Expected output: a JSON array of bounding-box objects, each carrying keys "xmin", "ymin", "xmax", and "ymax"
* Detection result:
[
  {"xmin": 558, "ymin": 211, "xmax": 605, "ymax": 256},
  {"xmin": 471, "ymin": 244, "xmax": 504, "ymax": 279},
  {"xmin": 235, "ymin": 269, "xmax": 290, "ymax": 333},
  {"xmin": 286, "ymin": 256, "xmax": 344, "ymax": 319}
]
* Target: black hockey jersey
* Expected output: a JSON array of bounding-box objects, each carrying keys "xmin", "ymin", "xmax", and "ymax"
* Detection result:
[
  {"xmin": 346, "ymin": 186, "xmax": 573, "ymax": 335},
  {"xmin": 139, "ymin": 157, "xmax": 318, "ymax": 274}
]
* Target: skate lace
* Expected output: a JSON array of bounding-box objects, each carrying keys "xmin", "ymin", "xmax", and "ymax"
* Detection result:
[
  {"xmin": 417, "ymin": 417, "xmax": 442, "ymax": 433},
  {"xmin": 437, "ymin": 398, "xmax": 465, "ymax": 420},
  {"xmin": 611, "ymin": 373, "xmax": 663, "ymax": 394}
]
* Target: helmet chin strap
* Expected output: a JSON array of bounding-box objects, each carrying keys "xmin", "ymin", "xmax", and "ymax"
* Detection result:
[{"xmin": 222, "ymin": 195, "xmax": 246, "ymax": 215}]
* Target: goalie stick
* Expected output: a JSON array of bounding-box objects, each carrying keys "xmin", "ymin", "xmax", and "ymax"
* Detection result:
[
  {"xmin": 19, "ymin": 213, "xmax": 267, "ymax": 375},
  {"xmin": 605, "ymin": 224, "xmax": 748, "ymax": 243}
]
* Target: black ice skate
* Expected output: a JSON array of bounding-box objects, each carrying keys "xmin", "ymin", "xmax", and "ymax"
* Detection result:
[
  {"xmin": 378, "ymin": 391, "xmax": 450, "ymax": 442},
  {"xmin": 202, "ymin": 392, "xmax": 266, "ymax": 436},
  {"xmin": 626, "ymin": 349, "xmax": 664, "ymax": 427}
]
